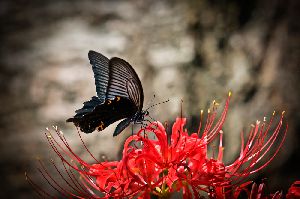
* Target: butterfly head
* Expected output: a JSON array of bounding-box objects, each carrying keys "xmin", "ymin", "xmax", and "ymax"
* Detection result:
[
  {"xmin": 132, "ymin": 110, "xmax": 148, "ymax": 123},
  {"xmin": 143, "ymin": 110, "xmax": 149, "ymax": 116}
]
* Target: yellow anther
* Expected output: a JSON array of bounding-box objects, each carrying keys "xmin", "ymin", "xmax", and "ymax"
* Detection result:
[
  {"xmin": 228, "ymin": 91, "xmax": 232, "ymax": 97},
  {"xmin": 155, "ymin": 187, "xmax": 162, "ymax": 193},
  {"xmin": 107, "ymin": 100, "xmax": 112, "ymax": 105},
  {"xmin": 200, "ymin": 110, "xmax": 203, "ymax": 115},
  {"xmin": 116, "ymin": 96, "xmax": 121, "ymax": 101},
  {"xmin": 282, "ymin": 111, "xmax": 285, "ymax": 115},
  {"xmin": 212, "ymin": 100, "xmax": 219, "ymax": 107},
  {"xmin": 273, "ymin": 110, "xmax": 276, "ymax": 115},
  {"xmin": 208, "ymin": 109, "xmax": 210, "ymax": 114}
]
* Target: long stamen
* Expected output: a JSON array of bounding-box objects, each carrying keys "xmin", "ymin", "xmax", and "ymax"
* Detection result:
[{"xmin": 197, "ymin": 110, "xmax": 204, "ymax": 136}]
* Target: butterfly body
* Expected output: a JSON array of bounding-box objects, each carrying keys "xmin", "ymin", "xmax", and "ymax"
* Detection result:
[{"xmin": 67, "ymin": 51, "xmax": 145, "ymax": 136}]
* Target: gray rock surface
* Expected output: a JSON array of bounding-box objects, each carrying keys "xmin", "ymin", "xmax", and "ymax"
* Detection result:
[{"xmin": 0, "ymin": 0, "xmax": 299, "ymax": 197}]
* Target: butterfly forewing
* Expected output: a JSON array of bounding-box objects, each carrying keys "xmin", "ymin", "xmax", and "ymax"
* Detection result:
[
  {"xmin": 88, "ymin": 51, "xmax": 110, "ymax": 103},
  {"xmin": 109, "ymin": 58, "xmax": 144, "ymax": 110}
]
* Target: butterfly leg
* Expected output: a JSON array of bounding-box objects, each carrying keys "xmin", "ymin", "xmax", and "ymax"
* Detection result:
[
  {"xmin": 131, "ymin": 124, "xmax": 134, "ymax": 137},
  {"xmin": 146, "ymin": 114, "xmax": 156, "ymax": 123}
]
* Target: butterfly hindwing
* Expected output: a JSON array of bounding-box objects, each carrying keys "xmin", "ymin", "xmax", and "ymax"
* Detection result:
[{"xmin": 67, "ymin": 96, "xmax": 137, "ymax": 133}]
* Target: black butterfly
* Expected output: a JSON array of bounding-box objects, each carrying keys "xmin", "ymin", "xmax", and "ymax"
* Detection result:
[{"xmin": 67, "ymin": 50, "xmax": 148, "ymax": 136}]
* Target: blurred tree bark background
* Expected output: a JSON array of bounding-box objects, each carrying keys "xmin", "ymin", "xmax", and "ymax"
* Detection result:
[{"xmin": 0, "ymin": 0, "xmax": 299, "ymax": 198}]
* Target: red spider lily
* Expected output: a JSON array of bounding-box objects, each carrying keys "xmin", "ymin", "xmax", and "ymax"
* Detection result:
[
  {"xmin": 286, "ymin": 181, "xmax": 300, "ymax": 199},
  {"xmin": 26, "ymin": 93, "xmax": 292, "ymax": 198},
  {"xmin": 235, "ymin": 182, "xmax": 283, "ymax": 199}
]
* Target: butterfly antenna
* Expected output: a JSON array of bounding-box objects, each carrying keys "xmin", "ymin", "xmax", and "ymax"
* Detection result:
[
  {"xmin": 145, "ymin": 94, "xmax": 156, "ymax": 109},
  {"xmin": 180, "ymin": 99, "xmax": 183, "ymax": 118},
  {"xmin": 146, "ymin": 98, "xmax": 170, "ymax": 111}
]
